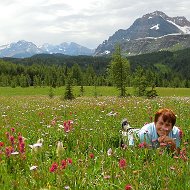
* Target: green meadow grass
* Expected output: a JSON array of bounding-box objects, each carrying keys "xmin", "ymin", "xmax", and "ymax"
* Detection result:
[
  {"xmin": 0, "ymin": 86, "xmax": 190, "ymax": 97},
  {"xmin": 0, "ymin": 95, "xmax": 190, "ymax": 189}
]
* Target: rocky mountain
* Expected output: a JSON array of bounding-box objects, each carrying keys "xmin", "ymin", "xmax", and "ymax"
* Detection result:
[
  {"xmin": 0, "ymin": 40, "xmax": 94, "ymax": 58},
  {"xmin": 94, "ymin": 11, "xmax": 190, "ymax": 56},
  {"xmin": 0, "ymin": 40, "xmax": 44, "ymax": 58},
  {"xmin": 39, "ymin": 42, "xmax": 94, "ymax": 56}
]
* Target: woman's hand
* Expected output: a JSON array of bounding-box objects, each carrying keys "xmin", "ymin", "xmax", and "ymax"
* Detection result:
[{"xmin": 158, "ymin": 135, "xmax": 177, "ymax": 153}]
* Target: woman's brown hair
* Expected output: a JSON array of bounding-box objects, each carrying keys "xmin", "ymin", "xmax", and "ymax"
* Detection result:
[{"xmin": 154, "ymin": 108, "xmax": 176, "ymax": 126}]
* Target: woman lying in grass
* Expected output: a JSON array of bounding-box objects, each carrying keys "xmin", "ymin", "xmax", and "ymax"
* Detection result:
[{"xmin": 121, "ymin": 108, "xmax": 182, "ymax": 154}]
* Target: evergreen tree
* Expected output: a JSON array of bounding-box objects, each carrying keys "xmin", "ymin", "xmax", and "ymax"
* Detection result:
[
  {"xmin": 64, "ymin": 75, "xmax": 75, "ymax": 100},
  {"xmin": 132, "ymin": 66, "xmax": 148, "ymax": 96},
  {"xmin": 48, "ymin": 86, "xmax": 54, "ymax": 99},
  {"xmin": 108, "ymin": 45, "xmax": 130, "ymax": 97},
  {"xmin": 71, "ymin": 63, "xmax": 82, "ymax": 86},
  {"xmin": 80, "ymin": 85, "xmax": 84, "ymax": 96}
]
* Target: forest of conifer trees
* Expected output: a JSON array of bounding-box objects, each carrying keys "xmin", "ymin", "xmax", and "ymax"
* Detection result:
[{"xmin": 0, "ymin": 48, "xmax": 190, "ymax": 89}]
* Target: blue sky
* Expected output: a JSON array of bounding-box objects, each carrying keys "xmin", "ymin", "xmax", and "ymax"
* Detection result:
[{"xmin": 0, "ymin": 0, "xmax": 190, "ymax": 48}]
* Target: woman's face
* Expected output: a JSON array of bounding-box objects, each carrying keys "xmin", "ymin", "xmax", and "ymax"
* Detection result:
[{"xmin": 155, "ymin": 115, "xmax": 173, "ymax": 136}]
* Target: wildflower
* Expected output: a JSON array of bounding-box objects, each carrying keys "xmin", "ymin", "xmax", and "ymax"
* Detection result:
[
  {"xmin": 89, "ymin": 153, "xmax": 94, "ymax": 159},
  {"xmin": 107, "ymin": 148, "xmax": 112, "ymax": 156},
  {"xmin": 9, "ymin": 135, "xmax": 15, "ymax": 145},
  {"xmin": 0, "ymin": 142, "xmax": 4, "ymax": 147},
  {"xmin": 125, "ymin": 184, "xmax": 132, "ymax": 190},
  {"xmin": 60, "ymin": 159, "xmax": 67, "ymax": 169},
  {"xmin": 11, "ymin": 151, "xmax": 19, "ymax": 155},
  {"xmin": 11, "ymin": 128, "xmax": 15, "ymax": 132},
  {"xmin": 18, "ymin": 135, "xmax": 23, "ymax": 143},
  {"xmin": 30, "ymin": 166, "xmax": 38, "ymax": 171},
  {"xmin": 138, "ymin": 142, "xmax": 146, "ymax": 148},
  {"xmin": 179, "ymin": 129, "xmax": 183, "ymax": 139},
  {"xmin": 19, "ymin": 142, "xmax": 25, "ymax": 154},
  {"xmin": 173, "ymin": 155, "xmax": 179, "ymax": 159},
  {"xmin": 29, "ymin": 139, "xmax": 43, "ymax": 152},
  {"xmin": 64, "ymin": 120, "xmax": 73, "ymax": 133},
  {"xmin": 106, "ymin": 111, "xmax": 118, "ymax": 116},
  {"xmin": 67, "ymin": 158, "xmax": 72, "ymax": 164},
  {"xmin": 49, "ymin": 162, "xmax": 58, "ymax": 173},
  {"xmin": 119, "ymin": 158, "xmax": 126, "ymax": 168},
  {"xmin": 170, "ymin": 166, "xmax": 175, "ymax": 170},
  {"xmin": 56, "ymin": 141, "xmax": 64, "ymax": 157},
  {"xmin": 103, "ymin": 175, "xmax": 111, "ymax": 179},
  {"xmin": 51, "ymin": 119, "xmax": 56, "ymax": 126},
  {"xmin": 5, "ymin": 146, "xmax": 14, "ymax": 157},
  {"xmin": 29, "ymin": 142, "xmax": 42, "ymax": 149},
  {"xmin": 64, "ymin": 186, "xmax": 70, "ymax": 190}
]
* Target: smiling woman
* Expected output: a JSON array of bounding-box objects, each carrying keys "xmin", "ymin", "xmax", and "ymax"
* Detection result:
[{"xmin": 121, "ymin": 108, "xmax": 182, "ymax": 154}]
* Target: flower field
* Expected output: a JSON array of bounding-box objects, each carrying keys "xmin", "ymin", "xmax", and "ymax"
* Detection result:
[{"xmin": 0, "ymin": 96, "xmax": 190, "ymax": 190}]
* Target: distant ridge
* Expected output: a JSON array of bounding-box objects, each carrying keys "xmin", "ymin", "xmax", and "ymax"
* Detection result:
[{"xmin": 0, "ymin": 40, "xmax": 94, "ymax": 58}]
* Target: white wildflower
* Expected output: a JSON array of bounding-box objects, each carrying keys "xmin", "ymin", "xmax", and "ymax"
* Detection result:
[
  {"xmin": 107, "ymin": 148, "xmax": 112, "ymax": 156},
  {"xmin": 56, "ymin": 141, "xmax": 64, "ymax": 157},
  {"xmin": 30, "ymin": 166, "xmax": 38, "ymax": 171}
]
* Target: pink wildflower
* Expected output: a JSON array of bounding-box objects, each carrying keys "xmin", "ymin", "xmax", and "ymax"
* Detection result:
[
  {"xmin": 0, "ymin": 142, "xmax": 4, "ymax": 147},
  {"xmin": 49, "ymin": 162, "xmax": 58, "ymax": 173},
  {"xmin": 60, "ymin": 158, "xmax": 73, "ymax": 170},
  {"xmin": 179, "ymin": 129, "xmax": 183, "ymax": 139},
  {"xmin": 19, "ymin": 142, "xmax": 25, "ymax": 154},
  {"xmin": 18, "ymin": 135, "xmax": 23, "ymax": 143},
  {"xmin": 64, "ymin": 120, "xmax": 73, "ymax": 133},
  {"xmin": 138, "ymin": 142, "xmax": 146, "ymax": 148},
  {"xmin": 103, "ymin": 175, "xmax": 111, "ymax": 179},
  {"xmin": 9, "ymin": 136, "xmax": 15, "ymax": 146},
  {"xmin": 11, "ymin": 128, "xmax": 15, "ymax": 132},
  {"xmin": 51, "ymin": 120, "xmax": 56, "ymax": 126},
  {"xmin": 89, "ymin": 153, "xmax": 94, "ymax": 159},
  {"xmin": 5, "ymin": 146, "xmax": 14, "ymax": 157},
  {"xmin": 60, "ymin": 159, "xmax": 67, "ymax": 169},
  {"xmin": 125, "ymin": 184, "xmax": 132, "ymax": 190},
  {"xmin": 119, "ymin": 158, "xmax": 126, "ymax": 168},
  {"xmin": 67, "ymin": 158, "xmax": 73, "ymax": 164}
]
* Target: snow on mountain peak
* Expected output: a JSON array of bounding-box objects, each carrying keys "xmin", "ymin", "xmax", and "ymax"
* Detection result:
[
  {"xmin": 167, "ymin": 19, "xmax": 190, "ymax": 34},
  {"xmin": 150, "ymin": 24, "xmax": 160, "ymax": 30}
]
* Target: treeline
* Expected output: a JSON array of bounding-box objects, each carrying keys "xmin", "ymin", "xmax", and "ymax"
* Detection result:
[{"xmin": 0, "ymin": 48, "xmax": 190, "ymax": 88}]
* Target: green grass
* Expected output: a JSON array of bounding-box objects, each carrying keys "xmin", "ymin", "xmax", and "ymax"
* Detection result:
[
  {"xmin": 0, "ymin": 86, "xmax": 189, "ymax": 97},
  {"xmin": 0, "ymin": 96, "xmax": 190, "ymax": 189}
]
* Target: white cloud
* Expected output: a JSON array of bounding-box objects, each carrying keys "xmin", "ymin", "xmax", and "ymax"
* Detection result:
[{"xmin": 0, "ymin": 0, "xmax": 190, "ymax": 48}]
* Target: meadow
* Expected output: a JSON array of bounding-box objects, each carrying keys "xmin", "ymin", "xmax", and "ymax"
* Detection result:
[
  {"xmin": 0, "ymin": 86, "xmax": 190, "ymax": 97},
  {"xmin": 0, "ymin": 88, "xmax": 190, "ymax": 189}
]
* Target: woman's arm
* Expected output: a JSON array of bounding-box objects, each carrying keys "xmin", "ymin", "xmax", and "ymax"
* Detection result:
[{"xmin": 158, "ymin": 135, "xmax": 180, "ymax": 154}]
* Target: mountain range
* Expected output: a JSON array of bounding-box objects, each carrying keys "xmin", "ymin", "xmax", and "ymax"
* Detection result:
[
  {"xmin": 0, "ymin": 41, "xmax": 94, "ymax": 58},
  {"xmin": 1, "ymin": 10, "xmax": 190, "ymax": 58}
]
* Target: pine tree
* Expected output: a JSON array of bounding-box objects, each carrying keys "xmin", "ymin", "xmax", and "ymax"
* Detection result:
[
  {"xmin": 64, "ymin": 76, "xmax": 75, "ymax": 100},
  {"xmin": 108, "ymin": 45, "xmax": 130, "ymax": 97},
  {"xmin": 132, "ymin": 66, "xmax": 148, "ymax": 96}
]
